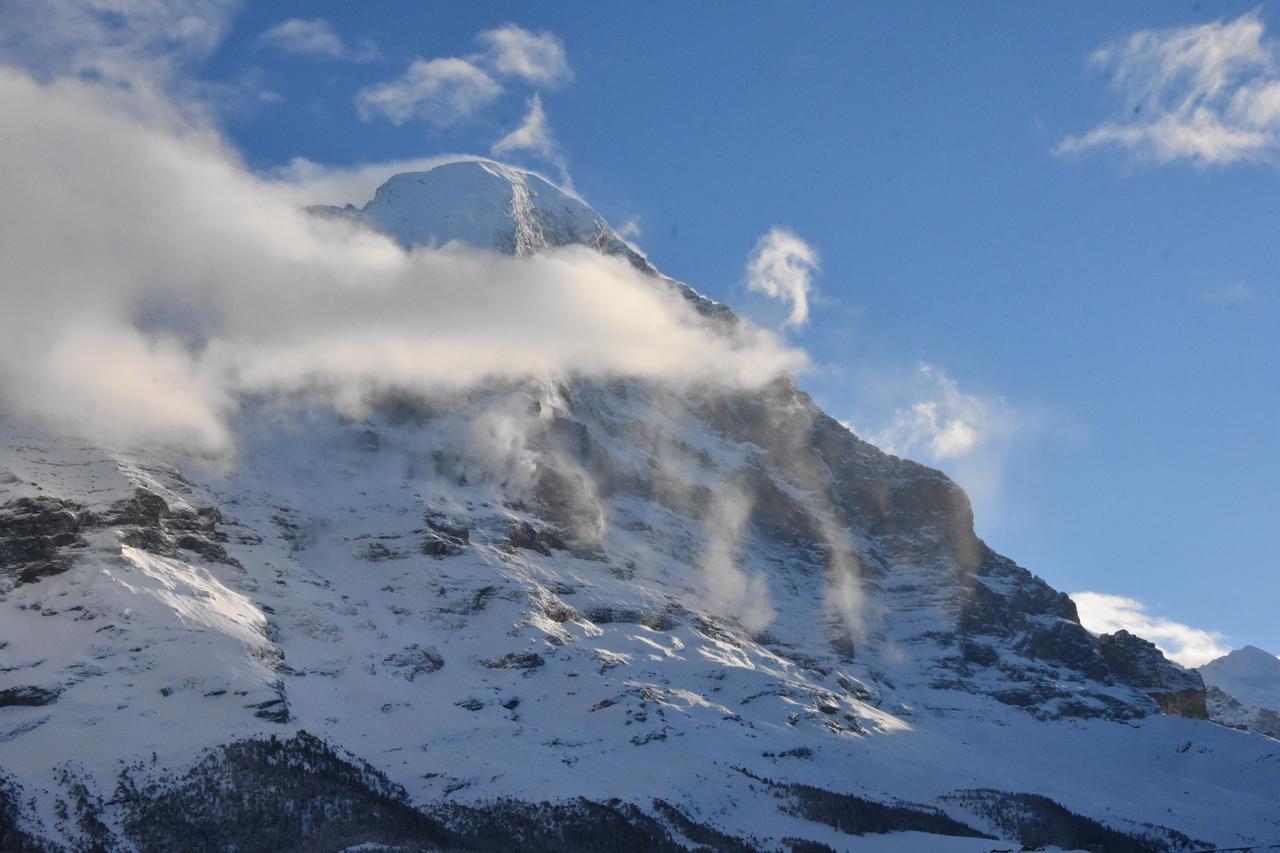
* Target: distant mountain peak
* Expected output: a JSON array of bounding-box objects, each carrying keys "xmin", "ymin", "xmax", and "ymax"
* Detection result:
[
  {"xmin": 1199, "ymin": 644, "xmax": 1280, "ymax": 714},
  {"xmin": 1203, "ymin": 644, "xmax": 1280, "ymax": 671}
]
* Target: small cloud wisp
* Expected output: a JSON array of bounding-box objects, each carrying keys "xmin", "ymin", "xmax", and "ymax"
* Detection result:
[
  {"xmin": 745, "ymin": 228, "xmax": 820, "ymax": 328},
  {"xmin": 259, "ymin": 18, "xmax": 377, "ymax": 62}
]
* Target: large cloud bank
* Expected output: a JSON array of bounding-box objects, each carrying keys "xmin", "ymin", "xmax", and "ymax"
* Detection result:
[{"xmin": 0, "ymin": 68, "xmax": 803, "ymax": 457}]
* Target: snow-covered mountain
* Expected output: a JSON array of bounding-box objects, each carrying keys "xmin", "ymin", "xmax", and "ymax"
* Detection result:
[
  {"xmin": 314, "ymin": 161, "xmax": 633, "ymax": 260},
  {"xmin": 1200, "ymin": 646, "xmax": 1280, "ymax": 710},
  {"xmin": 3, "ymin": 160, "xmax": 1279, "ymax": 852},
  {"xmin": 1199, "ymin": 646, "xmax": 1280, "ymax": 740}
]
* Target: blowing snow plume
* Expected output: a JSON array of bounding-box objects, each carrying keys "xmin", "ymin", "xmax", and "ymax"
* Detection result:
[
  {"xmin": 0, "ymin": 69, "xmax": 804, "ymax": 456},
  {"xmin": 699, "ymin": 479, "xmax": 776, "ymax": 633}
]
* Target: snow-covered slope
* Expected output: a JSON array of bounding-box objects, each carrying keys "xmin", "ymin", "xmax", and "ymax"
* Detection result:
[
  {"xmin": 3, "ymin": 161, "xmax": 1279, "ymax": 852},
  {"xmin": 1205, "ymin": 686, "xmax": 1280, "ymax": 740}
]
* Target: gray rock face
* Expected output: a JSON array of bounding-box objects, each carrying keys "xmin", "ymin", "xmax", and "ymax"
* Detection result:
[
  {"xmin": 383, "ymin": 645, "xmax": 445, "ymax": 681},
  {"xmin": 1099, "ymin": 630, "xmax": 1207, "ymax": 718},
  {"xmin": 0, "ymin": 496, "xmax": 88, "ymax": 589},
  {"xmin": 0, "ymin": 685, "xmax": 61, "ymax": 707},
  {"xmin": 108, "ymin": 488, "xmax": 240, "ymax": 568},
  {"xmin": 505, "ymin": 519, "xmax": 563, "ymax": 556},
  {"xmin": 481, "ymin": 651, "xmax": 545, "ymax": 670},
  {"xmin": 1, "ymin": 489, "xmax": 237, "ymax": 592}
]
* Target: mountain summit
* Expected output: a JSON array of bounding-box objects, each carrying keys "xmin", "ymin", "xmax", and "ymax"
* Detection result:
[
  {"xmin": 315, "ymin": 159, "xmax": 648, "ymax": 264},
  {"xmin": 1, "ymin": 161, "xmax": 1278, "ymax": 851}
]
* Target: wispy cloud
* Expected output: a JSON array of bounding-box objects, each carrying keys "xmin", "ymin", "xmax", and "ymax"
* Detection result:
[
  {"xmin": 1206, "ymin": 280, "xmax": 1257, "ymax": 305},
  {"xmin": 699, "ymin": 480, "xmax": 776, "ymax": 633},
  {"xmin": 477, "ymin": 24, "xmax": 573, "ymax": 88},
  {"xmin": 259, "ymin": 18, "xmax": 377, "ymax": 62},
  {"xmin": 0, "ymin": 0, "xmax": 237, "ymax": 89},
  {"xmin": 354, "ymin": 23, "xmax": 574, "ymax": 176},
  {"xmin": 1072, "ymin": 591, "xmax": 1230, "ymax": 667},
  {"xmin": 491, "ymin": 93, "xmax": 568, "ymax": 182},
  {"xmin": 355, "ymin": 57, "xmax": 501, "ymax": 126},
  {"xmin": 616, "ymin": 217, "xmax": 643, "ymax": 240},
  {"xmin": 867, "ymin": 365, "xmax": 1002, "ymax": 461},
  {"xmin": 1058, "ymin": 11, "xmax": 1280, "ymax": 166},
  {"xmin": 844, "ymin": 363, "xmax": 1026, "ymax": 523},
  {"xmin": 353, "ymin": 22, "xmax": 576, "ymax": 164},
  {"xmin": 745, "ymin": 228, "xmax": 820, "ymax": 328}
]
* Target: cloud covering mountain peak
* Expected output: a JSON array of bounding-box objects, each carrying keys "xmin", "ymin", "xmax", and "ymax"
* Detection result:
[{"xmin": 0, "ymin": 70, "xmax": 803, "ymax": 457}]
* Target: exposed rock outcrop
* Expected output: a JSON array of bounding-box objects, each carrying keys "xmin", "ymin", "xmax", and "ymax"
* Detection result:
[
  {"xmin": 1099, "ymin": 630, "xmax": 1207, "ymax": 718},
  {"xmin": 0, "ymin": 496, "xmax": 89, "ymax": 589},
  {"xmin": 0, "ymin": 685, "xmax": 62, "ymax": 708},
  {"xmin": 108, "ymin": 489, "xmax": 240, "ymax": 568}
]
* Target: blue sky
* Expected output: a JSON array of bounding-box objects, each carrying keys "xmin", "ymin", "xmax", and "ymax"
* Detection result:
[{"xmin": 7, "ymin": 1, "xmax": 1277, "ymax": 662}]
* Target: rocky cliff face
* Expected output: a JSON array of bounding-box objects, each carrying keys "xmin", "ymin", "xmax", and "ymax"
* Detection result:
[
  {"xmin": 1099, "ymin": 630, "xmax": 1207, "ymax": 718},
  {"xmin": 1, "ymin": 160, "xmax": 1277, "ymax": 851}
]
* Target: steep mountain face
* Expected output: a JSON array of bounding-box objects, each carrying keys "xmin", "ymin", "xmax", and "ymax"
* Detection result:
[
  {"xmin": 1097, "ymin": 630, "xmax": 1207, "ymax": 718},
  {"xmin": 2, "ymin": 160, "xmax": 1279, "ymax": 851}
]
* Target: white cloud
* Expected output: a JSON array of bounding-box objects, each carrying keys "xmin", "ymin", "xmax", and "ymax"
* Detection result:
[
  {"xmin": 1207, "ymin": 280, "xmax": 1257, "ymax": 304},
  {"xmin": 477, "ymin": 24, "xmax": 572, "ymax": 88},
  {"xmin": 1059, "ymin": 11, "xmax": 1280, "ymax": 165},
  {"xmin": 352, "ymin": 24, "xmax": 570, "ymax": 134},
  {"xmin": 259, "ymin": 18, "xmax": 377, "ymax": 62},
  {"xmin": 1072, "ymin": 591, "xmax": 1230, "ymax": 668},
  {"xmin": 491, "ymin": 93, "xmax": 568, "ymax": 182},
  {"xmin": 846, "ymin": 363, "xmax": 1025, "ymax": 524},
  {"xmin": 355, "ymin": 57, "xmax": 501, "ymax": 126},
  {"xmin": 617, "ymin": 217, "xmax": 643, "ymax": 240},
  {"xmin": 492, "ymin": 92, "xmax": 555, "ymax": 157},
  {"xmin": 870, "ymin": 366, "xmax": 996, "ymax": 461},
  {"xmin": 0, "ymin": 0, "xmax": 237, "ymax": 88},
  {"xmin": 745, "ymin": 228, "xmax": 820, "ymax": 328},
  {"xmin": 0, "ymin": 68, "xmax": 804, "ymax": 457}
]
